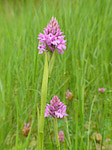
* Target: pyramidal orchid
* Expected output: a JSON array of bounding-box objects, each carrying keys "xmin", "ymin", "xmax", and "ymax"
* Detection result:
[
  {"xmin": 45, "ymin": 96, "xmax": 68, "ymax": 150},
  {"xmin": 37, "ymin": 17, "xmax": 67, "ymax": 150},
  {"xmin": 37, "ymin": 17, "xmax": 66, "ymax": 54},
  {"xmin": 45, "ymin": 95, "xmax": 68, "ymax": 118}
]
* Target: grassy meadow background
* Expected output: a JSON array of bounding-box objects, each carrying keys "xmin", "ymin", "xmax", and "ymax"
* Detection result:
[{"xmin": 0, "ymin": 0, "xmax": 112, "ymax": 149}]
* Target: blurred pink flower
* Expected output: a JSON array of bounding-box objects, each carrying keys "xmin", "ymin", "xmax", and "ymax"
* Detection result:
[
  {"xmin": 58, "ymin": 130, "xmax": 64, "ymax": 142},
  {"xmin": 22, "ymin": 122, "xmax": 31, "ymax": 136},
  {"xmin": 65, "ymin": 89, "xmax": 74, "ymax": 101},
  {"xmin": 98, "ymin": 88, "xmax": 105, "ymax": 93}
]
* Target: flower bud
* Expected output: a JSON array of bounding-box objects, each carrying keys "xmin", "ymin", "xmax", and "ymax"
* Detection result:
[
  {"xmin": 22, "ymin": 122, "xmax": 31, "ymax": 136},
  {"xmin": 58, "ymin": 130, "xmax": 64, "ymax": 142},
  {"xmin": 65, "ymin": 90, "xmax": 74, "ymax": 101}
]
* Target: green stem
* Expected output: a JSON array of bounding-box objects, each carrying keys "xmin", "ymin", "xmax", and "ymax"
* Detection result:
[
  {"xmin": 16, "ymin": 97, "xmax": 19, "ymax": 149},
  {"xmin": 48, "ymin": 51, "xmax": 56, "ymax": 77},
  {"xmin": 38, "ymin": 52, "xmax": 48, "ymax": 150},
  {"xmin": 65, "ymin": 117, "xmax": 71, "ymax": 150},
  {"xmin": 54, "ymin": 117, "xmax": 60, "ymax": 150},
  {"xmin": 75, "ymin": 100, "xmax": 78, "ymax": 150},
  {"xmin": 87, "ymin": 97, "xmax": 96, "ymax": 150}
]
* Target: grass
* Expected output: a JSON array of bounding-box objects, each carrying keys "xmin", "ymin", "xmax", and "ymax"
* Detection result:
[{"xmin": 0, "ymin": 0, "xmax": 112, "ymax": 149}]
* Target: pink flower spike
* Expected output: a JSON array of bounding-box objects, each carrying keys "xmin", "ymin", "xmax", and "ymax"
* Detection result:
[
  {"xmin": 37, "ymin": 17, "xmax": 66, "ymax": 54},
  {"xmin": 45, "ymin": 95, "xmax": 68, "ymax": 118}
]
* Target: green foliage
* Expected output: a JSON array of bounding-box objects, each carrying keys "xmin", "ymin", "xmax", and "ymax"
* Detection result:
[{"xmin": 0, "ymin": 0, "xmax": 112, "ymax": 149}]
